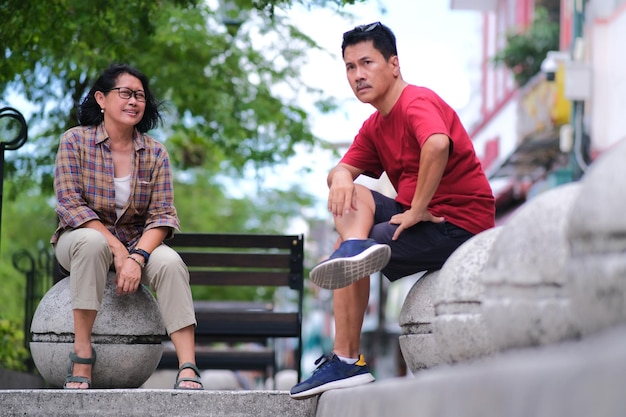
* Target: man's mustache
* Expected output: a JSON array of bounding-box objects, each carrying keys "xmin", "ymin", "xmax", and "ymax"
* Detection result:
[{"xmin": 356, "ymin": 81, "xmax": 371, "ymax": 90}]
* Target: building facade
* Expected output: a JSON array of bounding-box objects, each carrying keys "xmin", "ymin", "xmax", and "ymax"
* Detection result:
[{"xmin": 451, "ymin": 0, "xmax": 626, "ymax": 217}]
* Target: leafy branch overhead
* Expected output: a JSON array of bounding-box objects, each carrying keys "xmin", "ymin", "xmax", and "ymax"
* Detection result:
[
  {"xmin": 0, "ymin": 0, "xmax": 369, "ymax": 361},
  {"xmin": 0, "ymin": 0, "xmax": 363, "ymax": 190},
  {"xmin": 493, "ymin": 6, "xmax": 559, "ymax": 87}
]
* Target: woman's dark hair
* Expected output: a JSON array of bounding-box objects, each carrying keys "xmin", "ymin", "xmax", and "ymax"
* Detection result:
[
  {"xmin": 78, "ymin": 64, "xmax": 162, "ymax": 133},
  {"xmin": 341, "ymin": 22, "xmax": 398, "ymax": 61}
]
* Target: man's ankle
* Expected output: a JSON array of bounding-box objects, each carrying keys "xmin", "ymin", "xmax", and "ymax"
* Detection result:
[{"xmin": 335, "ymin": 353, "xmax": 358, "ymax": 364}]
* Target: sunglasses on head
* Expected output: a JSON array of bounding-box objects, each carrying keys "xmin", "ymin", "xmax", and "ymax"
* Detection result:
[
  {"xmin": 343, "ymin": 21, "xmax": 396, "ymax": 49},
  {"xmin": 343, "ymin": 21, "xmax": 383, "ymax": 38}
]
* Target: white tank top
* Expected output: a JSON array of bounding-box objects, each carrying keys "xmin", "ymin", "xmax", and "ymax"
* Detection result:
[{"xmin": 114, "ymin": 173, "xmax": 132, "ymax": 218}]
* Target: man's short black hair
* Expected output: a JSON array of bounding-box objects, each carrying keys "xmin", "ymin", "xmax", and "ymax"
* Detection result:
[{"xmin": 341, "ymin": 22, "xmax": 398, "ymax": 60}]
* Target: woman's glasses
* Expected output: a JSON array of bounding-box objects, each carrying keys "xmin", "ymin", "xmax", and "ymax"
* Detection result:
[{"xmin": 108, "ymin": 87, "xmax": 146, "ymax": 102}]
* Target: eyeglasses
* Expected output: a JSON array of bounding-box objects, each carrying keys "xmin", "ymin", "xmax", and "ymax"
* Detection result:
[
  {"xmin": 343, "ymin": 21, "xmax": 383, "ymax": 38},
  {"xmin": 108, "ymin": 87, "xmax": 146, "ymax": 102}
]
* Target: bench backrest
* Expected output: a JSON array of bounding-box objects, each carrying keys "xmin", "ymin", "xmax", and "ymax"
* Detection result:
[
  {"xmin": 167, "ymin": 233, "xmax": 304, "ymax": 291},
  {"xmin": 164, "ymin": 232, "xmax": 304, "ymax": 378}
]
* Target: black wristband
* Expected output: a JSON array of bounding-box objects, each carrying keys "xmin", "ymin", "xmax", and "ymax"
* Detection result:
[{"xmin": 130, "ymin": 248, "xmax": 150, "ymax": 264}]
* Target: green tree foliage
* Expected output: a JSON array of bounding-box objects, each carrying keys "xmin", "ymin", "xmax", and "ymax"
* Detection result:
[
  {"xmin": 174, "ymin": 172, "xmax": 315, "ymax": 301},
  {"xmin": 0, "ymin": 319, "xmax": 30, "ymax": 372},
  {"xmin": 174, "ymin": 171, "xmax": 314, "ymax": 234},
  {"xmin": 0, "ymin": 0, "xmax": 361, "ymax": 192},
  {"xmin": 0, "ymin": 180, "xmax": 58, "ymax": 322},
  {"xmin": 493, "ymin": 6, "xmax": 559, "ymax": 87},
  {"xmin": 1, "ymin": 0, "xmax": 361, "ymax": 368}
]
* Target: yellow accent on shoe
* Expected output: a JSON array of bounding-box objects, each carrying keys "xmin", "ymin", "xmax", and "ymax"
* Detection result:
[{"xmin": 355, "ymin": 354, "xmax": 367, "ymax": 366}]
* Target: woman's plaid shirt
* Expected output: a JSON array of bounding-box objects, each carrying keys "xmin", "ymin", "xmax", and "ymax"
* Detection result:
[{"xmin": 51, "ymin": 123, "xmax": 180, "ymax": 248}]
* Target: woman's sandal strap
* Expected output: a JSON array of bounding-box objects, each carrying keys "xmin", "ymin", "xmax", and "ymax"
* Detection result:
[
  {"xmin": 64, "ymin": 348, "xmax": 96, "ymax": 389},
  {"xmin": 177, "ymin": 362, "xmax": 201, "ymax": 377},
  {"xmin": 69, "ymin": 350, "xmax": 97, "ymax": 365},
  {"xmin": 174, "ymin": 362, "xmax": 203, "ymax": 390},
  {"xmin": 64, "ymin": 375, "xmax": 92, "ymax": 388}
]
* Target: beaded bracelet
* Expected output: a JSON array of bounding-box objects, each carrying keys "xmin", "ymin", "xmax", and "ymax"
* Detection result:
[
  {"xmin": 130, "ymin": 248, "xmax": 150, "ymax": 264},
  {"xmin": 127, "ymin": 254, "xmax": 145, "ymax": 268}
]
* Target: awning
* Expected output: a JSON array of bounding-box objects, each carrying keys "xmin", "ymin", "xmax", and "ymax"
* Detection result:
[{"xmin": 489, "ymin": 129, "xmax": 567, "ymax": 221}]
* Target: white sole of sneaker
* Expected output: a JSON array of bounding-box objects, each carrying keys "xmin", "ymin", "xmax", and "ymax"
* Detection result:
[
  {"xmin": 289, "ymin": 372, "xmax": 375, "ymax": 399},
  {"xmin": 309, "ymin": 244, "xmax": 391, "ymax": 290}
]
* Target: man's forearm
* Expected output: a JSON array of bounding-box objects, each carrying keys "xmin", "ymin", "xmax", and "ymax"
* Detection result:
[{"xmin": 410, "ymin": 134, "xmax": 450, "ymax": 211}]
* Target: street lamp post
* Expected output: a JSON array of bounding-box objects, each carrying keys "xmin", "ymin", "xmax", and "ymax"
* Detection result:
[
  {"xmin": 218, "ymin": 0, "xmax": 248, "ymax": 36},
  {"xmin": 0, "ymin": 107, "xmax": 28, "ymax": 251}
]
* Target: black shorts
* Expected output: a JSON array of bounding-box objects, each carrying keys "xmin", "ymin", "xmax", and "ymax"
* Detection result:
[{"xmin": 369, "ymin": 191, "xmax": 474, "ymax": 281}]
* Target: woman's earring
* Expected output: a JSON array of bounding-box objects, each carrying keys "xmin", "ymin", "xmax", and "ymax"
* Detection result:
[{"xmin": 100, "ymin": 109, "xmax": 104, "ymax": 113}]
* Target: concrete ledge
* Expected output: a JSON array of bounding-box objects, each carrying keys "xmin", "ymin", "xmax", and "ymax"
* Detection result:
[
  {"xmin": 4, "ymin": 326, "xmax": 625, "ymax": 416},
  {"xmin": 316, "ymin": 325, "xmax": 626, "ymax": 417},
  {"xmin": 0, "ymin": 390, "xmax": 317, "ymax": 417}
]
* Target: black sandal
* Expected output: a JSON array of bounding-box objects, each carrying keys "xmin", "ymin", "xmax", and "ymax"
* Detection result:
[
  {"xmin": 174, "ymin": 362, "xmax": 204, "ymax": 390},
  {"xmin": 63, "ymin": 348, "xmax": 97, "ymax": 389}
]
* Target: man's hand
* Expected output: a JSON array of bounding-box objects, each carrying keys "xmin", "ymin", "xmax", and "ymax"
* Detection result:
[
  {"xmin": 389, "ymin": 207, "xmax": 444, "ymax": 241},
  {"xmin": 327, "ymin": 168, "xmax": 358, "ymax": 217}
]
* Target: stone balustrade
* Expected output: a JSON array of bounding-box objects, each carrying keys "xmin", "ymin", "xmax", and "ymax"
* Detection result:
[
  {"xmin": 400, "ymin": 138, "xmax": 626, "ymax": 374},
  {"xmin": 432, "ymin": 226, "xmax": 502, "ymax": 363}
]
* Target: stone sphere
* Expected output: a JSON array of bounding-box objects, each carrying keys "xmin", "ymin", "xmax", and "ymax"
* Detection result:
[
  {"xmin": 30, "ymin": 272, "xmax": 165, "ymax": 388},
  {"xmin": 566, "ymin": 140, "xmax": 626, "ymax": 335},
  {"xmin": 432, "ymin": 226, "xmax": 503, "ymax": 364},
  {"xmin": 398, "ymin": 271, "xmax": 441, "ymax": 373},
  {"xmin": 481, "ymin": 183, "xmax": 582, "ymax": 351}
]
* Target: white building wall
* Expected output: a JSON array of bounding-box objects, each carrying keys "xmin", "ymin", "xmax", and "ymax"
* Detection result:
[
  {"xmin": 588, "ymin": 2, "xmax": 626, "ymax": 153},
  {"xmin": 485, "ymin": 13, "xmax": 498, "ymax": 112},
  {"xmin": 471, "ymin": 97, "xmax": 519, "ymax": 172}
]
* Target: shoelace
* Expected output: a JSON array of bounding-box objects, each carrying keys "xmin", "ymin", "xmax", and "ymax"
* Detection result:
[{"xmin": 311, "ymin": 354, "xmax": 332, "ymax": 374}]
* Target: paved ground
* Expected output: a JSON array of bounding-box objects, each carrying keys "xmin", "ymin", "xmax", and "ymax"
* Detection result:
[{"xmin": 2, "ymin": 325, "xmax": 625, "ymax": 416}]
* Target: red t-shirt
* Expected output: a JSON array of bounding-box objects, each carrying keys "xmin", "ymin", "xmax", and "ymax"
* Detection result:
[{"xmin": 340, "ymin": 85, "xmax": 495, "ymax": 235}]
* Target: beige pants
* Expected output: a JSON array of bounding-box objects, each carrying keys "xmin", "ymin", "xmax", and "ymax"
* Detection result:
[{"xmin": 55, "ymin": 228, "xmax": 196, "ymax": 334}]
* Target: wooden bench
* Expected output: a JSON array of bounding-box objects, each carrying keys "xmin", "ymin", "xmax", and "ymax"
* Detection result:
[{"xmin": 158, "ymin": 232, "xmax": 304, "ymax": 382}]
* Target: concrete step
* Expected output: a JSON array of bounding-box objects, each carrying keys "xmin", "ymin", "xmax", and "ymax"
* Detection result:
[
  {"xmin": 0, "ymin": 389, "xmax": 317, "ymax": 417},
  {"xmin": 315, "ymin": 325, "xmax": 626, "ymax": 417}
]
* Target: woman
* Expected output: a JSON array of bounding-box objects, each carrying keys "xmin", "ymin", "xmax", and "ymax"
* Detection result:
[{"xmin": 52, "ymin": 64, "xmax": 202, "ymax": 390}]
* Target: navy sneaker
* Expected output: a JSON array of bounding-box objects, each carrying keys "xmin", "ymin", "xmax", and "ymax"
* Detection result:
[
  {"xmin": 290, "ymin": 353, "xmax": 375, "ymax": 399},
  {"xmin": 309, "ymin": 239, "xmax": 391, "ymax": 289}
]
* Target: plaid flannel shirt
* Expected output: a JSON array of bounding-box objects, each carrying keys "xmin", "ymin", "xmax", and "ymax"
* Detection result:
[{"xmin": 51, "ymin": 123, "xmax": 180, "ymax": 248}]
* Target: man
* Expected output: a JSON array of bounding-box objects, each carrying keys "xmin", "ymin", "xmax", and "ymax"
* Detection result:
[{"xmin": 290, "ymin": 22, "xmax": 495, "ymax": 399}]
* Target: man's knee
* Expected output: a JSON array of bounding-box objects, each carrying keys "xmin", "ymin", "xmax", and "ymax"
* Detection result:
[
  {"xmin": 354, "ymin": 184, "xmax": 375, "ymax": 206},
  {"xmin": 369, "ymin": 222, "xmax": 395, "ymax": 244}
]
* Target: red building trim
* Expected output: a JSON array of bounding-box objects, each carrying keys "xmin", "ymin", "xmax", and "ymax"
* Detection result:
[
  {"xmin": 469, "ymin": 88, "xmax": 517, "ymax": 138},
  {"xmin": 560, "ymin": 0, "xmax": 572, "ymax": 49}
]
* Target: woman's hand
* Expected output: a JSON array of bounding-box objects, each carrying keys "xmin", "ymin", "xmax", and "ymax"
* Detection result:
[{"xmin": 115, "ymin": 256, "xmax": 143, "ymax": 295}]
